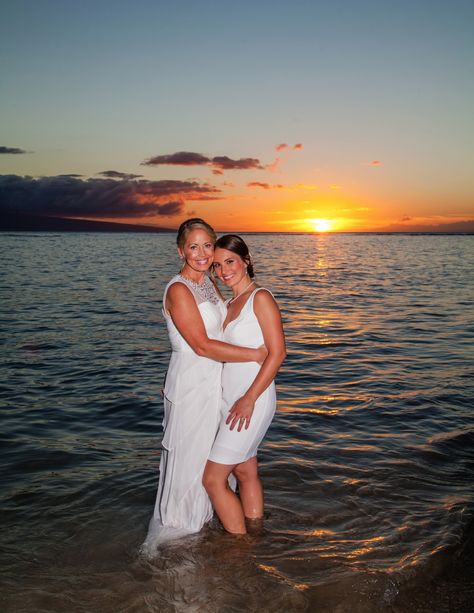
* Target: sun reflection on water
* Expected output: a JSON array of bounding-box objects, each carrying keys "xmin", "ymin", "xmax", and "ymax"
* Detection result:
[{"xmin": 257, "ymin": 564, "xmax": 310, "ymax": 591}]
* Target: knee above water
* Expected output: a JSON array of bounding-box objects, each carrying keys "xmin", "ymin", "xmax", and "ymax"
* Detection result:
[
  {"xmin": 202, "ymin": 470, "xmax": 223, "ymax": 493},
  {"xmin": 233, "ymin": 465, "xmax": 259, "ymax": 483}
]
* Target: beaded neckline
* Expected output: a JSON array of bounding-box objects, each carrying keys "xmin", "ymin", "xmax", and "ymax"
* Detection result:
[{"xmin": 177, "ymin": 274, "xmax": 221, "ymax": 305}]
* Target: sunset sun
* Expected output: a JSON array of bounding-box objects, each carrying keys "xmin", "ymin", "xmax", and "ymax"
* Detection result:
[{"xmin": 311, "ymin": 219, "xmax": 332, "ymax": 233}]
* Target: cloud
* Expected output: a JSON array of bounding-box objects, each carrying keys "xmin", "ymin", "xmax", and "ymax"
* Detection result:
[
  {"xmin": 142, "ymin": 150, "xmax": 264, "ymax": 174},
  {"xmin": 143, "ymin": 146, "xmax": 302, "ymax": 176},
  {"xmin": 266, "ymin": 158, "xmax": 281, "ymax": 172},
  {"xmin": 248, "ymin": 182, "xmax": 271, "ymax": 189},
  {"xmin": 268, "ymin": 143, "xmax": 303, "ymax": 172},
  {"xmin": 0, "ymin": 174, "xmax": 221, "ymax": 219},
  {"xmin": 247, "ymin": 182, "xmax": 284, "ymax": 190},
  {"xmin": 275, "ymin": 143, "xmax": 302, "ymax": 152},
  {"xmin": 98, "ymin": 170, "xmax": 143, "ymax": 179},
  {"xmin": 369, "ymin": 160, "xmax": 382, "ymax": 166},
  {"xmin": 380, "ymin": 219, "xmax": 474, "ymax": 233},
  {"xmin": 155, "ymin": 201, "xmax": 183, "ymax": 215},
  {"xmin": 210, "ymin": 156, "xmax": 263, "ymax": 173},
  {"xmin": 143, "ymin": 151, "xmax": 210, "ymax": 166},
  {"xmin": 0, "ymin": 146, "xmax": 28, "ymax": 154},
  {"xmin": 400, "ymin": 216, "xmax": 411, "ymax": 222},
  {"xmin": 247, "ymin": 182, "xmax": 315, "ymax": 191}
]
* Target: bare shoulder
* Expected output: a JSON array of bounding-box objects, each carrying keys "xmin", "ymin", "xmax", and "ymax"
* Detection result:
[
  {"xmin": 253, "ymin": 287, "xmax": 279, "ymax": 310},
  {"xmin": 166, "ymin": 280, "xmax": 195, "ymax": 307},
  {"xmin": 167, "ymin": 280, "xmax": 192, "ymax": 297},
  {"xmin": 253, "ymin": 288, "xmax": 285, "ymax": 340}
]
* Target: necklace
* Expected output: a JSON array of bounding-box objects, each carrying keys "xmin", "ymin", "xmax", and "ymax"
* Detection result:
[{"xmin": 228, "ymin": 280, "xmax": 255, "ymax": 304}]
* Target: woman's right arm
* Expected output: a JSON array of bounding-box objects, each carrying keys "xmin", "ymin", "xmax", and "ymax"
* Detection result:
[{"xmin": 166, "ymin": 282, "xmax": 264, "ymax": 363}]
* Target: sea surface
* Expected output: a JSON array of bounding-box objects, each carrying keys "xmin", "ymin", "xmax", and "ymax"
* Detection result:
[{"xmin": 1, "ymin": 232, "xmax": 473, "ymax": 612}]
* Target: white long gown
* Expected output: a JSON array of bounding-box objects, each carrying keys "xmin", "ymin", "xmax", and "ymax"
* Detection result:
[
  {"xmin": 140, "ymin": 274, "xmax": 224, "ymax": 556},
  {"xmin": 208, "ymin": 288, "xmax": 276, "ymax": 465}
]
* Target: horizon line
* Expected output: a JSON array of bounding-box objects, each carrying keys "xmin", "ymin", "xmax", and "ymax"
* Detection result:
[{"xmin": 1, "ymin": 212, "xmax": 473, "ymax": 235}]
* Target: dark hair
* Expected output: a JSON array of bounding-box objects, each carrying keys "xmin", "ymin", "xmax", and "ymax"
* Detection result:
[
  {"xmin": 176, "ymin": 218, "xmax": 216, "ymax": 249},
  {"xmin": 214, "ymin": 234, "xmax": 255, "ymax": 278}
]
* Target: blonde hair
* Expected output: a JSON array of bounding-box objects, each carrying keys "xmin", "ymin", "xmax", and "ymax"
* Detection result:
[{"xmin": 176, "ymin": 218, "xmax": 217, "ymax": 249}]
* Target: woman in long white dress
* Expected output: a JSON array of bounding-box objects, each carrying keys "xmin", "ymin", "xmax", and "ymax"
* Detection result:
[
  {"xmin": 141, "ymin": 220, "xmax": 265, "ymax": 556},
  {"xmin": 203, "ymin": 234, "xmax": 286, "ymax": 534}
]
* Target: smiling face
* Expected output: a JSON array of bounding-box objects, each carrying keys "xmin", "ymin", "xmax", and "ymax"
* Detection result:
[
  {"xmin": 178, "ymin": 228, "xmax": 215, "ymax": 275},
  {"xmin": 212, "ymin": 247, "xmax": 248, "ymax": 289}
]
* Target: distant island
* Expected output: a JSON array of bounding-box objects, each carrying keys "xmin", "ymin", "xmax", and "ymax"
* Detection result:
[
  {"xmin": 1, "ymin": 212, "xmax": 473, "ymax": 234},
  {"xmin": 0, "ymin": 212, "xmax": 174, "ymax": 233}
]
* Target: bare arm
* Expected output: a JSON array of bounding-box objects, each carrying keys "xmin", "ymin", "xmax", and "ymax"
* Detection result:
[
  {"xmin": 227, "ymin": 289, "xmax": 286, "ymax": 430},
  {"xmin": 166, "ymin": 282, "xmax": 264, "ymax": 363}
]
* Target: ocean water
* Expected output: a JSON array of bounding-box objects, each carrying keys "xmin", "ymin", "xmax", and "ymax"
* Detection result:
[{"xmin": 1, "ymin": 232, "xmax": 473, "ymax": 612}]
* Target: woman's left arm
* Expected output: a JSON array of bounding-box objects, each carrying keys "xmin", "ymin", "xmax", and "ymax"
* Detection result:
[{"xmin": 226, "ymin": 290, "xmax": 286, "ymax": 431}]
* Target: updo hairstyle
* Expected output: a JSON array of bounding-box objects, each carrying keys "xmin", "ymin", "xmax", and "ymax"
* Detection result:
[
  {"xmin": 214, "ymin": 234, "xmax": 255, "ymax": 278},
  {"xmin": 176, "ymin": 218, "xmax": 217, "ymax": 249}
]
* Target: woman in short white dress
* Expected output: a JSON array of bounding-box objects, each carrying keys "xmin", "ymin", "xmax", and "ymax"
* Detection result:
[
  {"xmin": 141, "ymin": 220, "xmax": 265, "ymax": 556},
  {"xmin": 203, "ymin": 234, "xmax": 286, "ymax": 534}
]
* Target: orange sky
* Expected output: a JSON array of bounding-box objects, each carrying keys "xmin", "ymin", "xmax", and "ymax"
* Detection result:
[{"xmin": 103, "ymin": 151, "xmax": 474, "ymax": 233}]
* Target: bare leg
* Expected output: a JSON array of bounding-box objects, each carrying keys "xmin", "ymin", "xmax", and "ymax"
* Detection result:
[
  {"xmin": 203, "ymin": 460, "xmax": 246, "ymax": 534},
  {"xmin": 233, "ymin": 456, "xmax": 264, "ymax": 520}
]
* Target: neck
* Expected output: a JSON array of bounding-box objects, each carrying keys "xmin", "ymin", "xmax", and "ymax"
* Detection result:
[
  {"xmin": 231, "ymin": 276, "xmax": 254, "ymax": 298},
  {"xmin": 180, "ymin": 266, "xmax": 205, "ymax": 284}
]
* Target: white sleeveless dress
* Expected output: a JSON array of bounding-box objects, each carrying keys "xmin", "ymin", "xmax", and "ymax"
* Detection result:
[
  {"xmin": 208, "ymin": 288, "xmax": 277, "ymax": 465},
  {"xmin": 140, "ymin": 274, "xmax": 225, "ymax": 556}
]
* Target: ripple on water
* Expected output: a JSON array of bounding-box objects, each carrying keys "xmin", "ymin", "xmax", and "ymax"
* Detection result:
[{"xmin": 0, "ymin": 232, "xmax": 473, "ymax": 611}]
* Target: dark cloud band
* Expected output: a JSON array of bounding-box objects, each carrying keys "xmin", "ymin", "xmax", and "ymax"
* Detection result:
[
  {"xmin": 0, "ymin": 174, "xmax": 221, "ymax": 219},
  {"xmin": 0, "ymin": 146, "xmax": 28, "ymax": 154}
]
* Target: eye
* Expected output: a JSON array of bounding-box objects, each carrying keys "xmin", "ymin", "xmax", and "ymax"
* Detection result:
[
  {"xmin": 213, "ymin": 262, "xmax": 221, "ymax": 269},
  {"xmin": 205, "ymin": 242, "xmax": 213, "ymax": 249}
]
